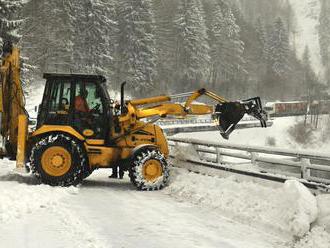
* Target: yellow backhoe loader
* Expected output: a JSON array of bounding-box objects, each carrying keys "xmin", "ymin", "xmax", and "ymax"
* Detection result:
[{"xmin": 0, "ymin": 43, "xmax": 267, "ymax": 190}]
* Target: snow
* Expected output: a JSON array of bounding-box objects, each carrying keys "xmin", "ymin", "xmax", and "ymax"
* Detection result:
[
  {"xmin": 25, "ymin": 82, "xmax": 46, "ymax": 120},
  {"xmin": 174, "ymin": 116, "xmax": 330, "ymax": 153},
  {"xmin": 0, "ymin": 161, "xmax": 291, "ymax": 248},
  {"xmin": 0, "ymin": 161, "xmax": 109, "ymax": 248},
  {"xmin": 0, "ymin": 155, "xmax": 329, "ymax": 247},
  {"xmin": 316, "ymin": 194, "xmax": 330, "ymax": 233},
  {"xmin": 293, "ymin": 226, "xmax": 330, "ymax": 248},
  {"xmin": 166, "ymin": 169, "xmax": 318, "ymax": 238},
  {"xmin": 169, "ymin": 115, "xmax": 330, "ymax": 246}
]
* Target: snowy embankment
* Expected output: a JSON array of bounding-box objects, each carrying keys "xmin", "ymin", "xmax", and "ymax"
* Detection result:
[
  {"xmin": 165, "ymin": 168, "xmax": 330, "ymax": 246},
  {"xmin": 171, "ymin": 115, "xmax": 330, "ymax": 245}
]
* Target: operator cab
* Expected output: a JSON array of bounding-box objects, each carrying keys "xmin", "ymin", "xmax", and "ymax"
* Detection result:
[{"xmin": 37, "ymin": 73, "xmax": 112, "ymax": 139}]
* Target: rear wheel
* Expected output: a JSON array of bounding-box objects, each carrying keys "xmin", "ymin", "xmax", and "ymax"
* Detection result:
[
  {"xmin": 30, "ymin": 134, "xmax": 89, "ymax": 186},
  {"xmin": 129, "ymin": 148, "xmax": 170, "ymax": 191}
]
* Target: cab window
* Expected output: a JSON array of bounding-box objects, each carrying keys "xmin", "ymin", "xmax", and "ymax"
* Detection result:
[{"xmin": 49, "ymin": 81, "xmax": 71, "ymax": 113}]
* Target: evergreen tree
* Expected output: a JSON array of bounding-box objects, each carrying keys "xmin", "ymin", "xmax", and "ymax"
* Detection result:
[
  {"xmin": 255, "ymin": 17, "xmax": 267, "ymax": 60},
  {"xmin": 21, "ymin": 0, "xmax": 75, "ymax": 73},
  {"xmin": 153, "ymin": 0, "xmax": 177, "ymax": 92},
  {"xmin": 319, "ymin": 0, "xmax": 330, "ymax": 85},
  {"xmin": 267, "ymin": 17, "xmax": 290, "ymax": 77},
  {"xmin": 302, "ymin": 46, "xmax": 315, "ymax": 92},
  {"xmin": 173, "ymin": 0, "xmax": 210, "ymax": 91},
  {"xmin": 0, "ymin": 0, "xmax": 23, "ymax": 48},
  {"xmin": 116, "ymin": 0, "xmax": 157, "ymax": 95},
  {"xmin": 209, "ymin": 1, "xmax": 245, "ymax": 86},
  {"xmin": 71, "ymin": 0, "xmax": 117, "ymax": 77}
]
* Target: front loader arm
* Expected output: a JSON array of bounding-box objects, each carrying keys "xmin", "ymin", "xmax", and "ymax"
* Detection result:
[
  {"xmin": 135, "ymin": 103, "xmax": 213, "ymax": 119},
  {"xmin": 183, "ymin": 88, "xmax": 268, "ymax": 139},
  {"xmin": 122, "ymin": 88, "xmax": 267, "ymax": 139}
]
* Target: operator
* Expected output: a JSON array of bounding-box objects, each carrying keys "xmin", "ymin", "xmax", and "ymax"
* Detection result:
[{"xmin": 75, "ymin": 88, "xmax": 90, "ymax": 113}]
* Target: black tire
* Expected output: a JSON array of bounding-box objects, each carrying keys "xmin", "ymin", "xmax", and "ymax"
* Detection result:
[
  {"xmin": 29, "ymin": 134, "xmax": 90, "ymax": 186},
  {"xmin": 129, "ymin": 148, "xmax": 170, "ymax": 191}
]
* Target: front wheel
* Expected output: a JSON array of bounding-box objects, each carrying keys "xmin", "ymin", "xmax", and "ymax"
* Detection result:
[
  {"xmin": 29, "ymin": 134, "xmax": 90, "ymax": 186},
  {"xmin": 129, "ymin": 148, "xmax": 170, "ymax": 191}
]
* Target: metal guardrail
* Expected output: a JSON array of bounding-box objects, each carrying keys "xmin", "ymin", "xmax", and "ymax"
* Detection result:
[
  {"xmin": 168, "ymin": 137, "xmax": 330, "ymax": 190},
  {"xmin": 157, "ymin": 116, "xmax": 261, "ymax": 126},
  {"xmin": 159, "ymin": 118, "xmax": 273, "ymax": 136}
]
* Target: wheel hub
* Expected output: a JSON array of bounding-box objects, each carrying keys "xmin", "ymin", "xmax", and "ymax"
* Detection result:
[
  {"xmin": 143, "ymin": 159, "xmax": 163, "ymax": 182},
  {"xmin": 41, "ymin": 146, "xmax": 72, "ymax": 177}
]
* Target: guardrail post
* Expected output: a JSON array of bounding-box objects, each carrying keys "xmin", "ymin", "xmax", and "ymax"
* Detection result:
[
  {"xmin": 301, "ymin": 158, "xmax": 311, "ymax": 179},
  {"xmin": 192, "ymin": 144, "xmax": 201, "ymax": 160},
  {"xmin": 216, "ymin": 148, "xmax": 223, "ymax": 164},
  {"xmin": 251, "ymin": 152, "xmax": 258, "ymax": 166}
]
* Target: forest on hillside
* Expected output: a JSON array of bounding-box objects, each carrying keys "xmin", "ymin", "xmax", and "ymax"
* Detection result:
[{"xmin": 0, "ymin": 0, "xmax": 329, "ymax": 101}]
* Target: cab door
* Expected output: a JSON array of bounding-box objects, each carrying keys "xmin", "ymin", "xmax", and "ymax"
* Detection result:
[
  {"xmin": 37, "ymin": 79, "xmax": 73, "ymax": 127},
  {"xmin": 73, "ymin": 81, "xmax": 107, "ymax": 139}
]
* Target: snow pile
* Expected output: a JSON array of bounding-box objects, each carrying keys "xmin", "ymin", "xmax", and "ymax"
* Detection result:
[
  {"xmin": 282, "ymin": 180, "xmax": 318, "ymax": 237},
  {"xmin": 316, "ymin": 194, "xmax": 330, "ymax": 233},
  {"xmin": 0, "ymin": 162, "xmax": 109, "ymax": 248},
  {"xmin": 171, "ymin": 143, "xmax": 201, "ymax": 161},
  {"xmin": 0, "ymin": 160, "xmax": 79, "ymax": 223},
  {"xmin": 0, "ymin": 180, "xmax": 78, "ymax": 223},
  {"xmin": 294, "ymin": 226, "xmax": 330, "ymax": 248},
  {"xmin": 166, "ymin": 169, "xmax": 318, "ymax": 238}
]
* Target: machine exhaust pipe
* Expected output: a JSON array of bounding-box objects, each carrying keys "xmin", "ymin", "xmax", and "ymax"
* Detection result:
[{"xmin": 121, "ymin": 81, "xmax": 127, "ymax": 114}]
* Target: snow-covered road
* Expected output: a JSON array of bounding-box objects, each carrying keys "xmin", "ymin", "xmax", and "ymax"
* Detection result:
[
  {"xmin": 64, "ymin": 172, "xmax": 287, "ymax": 248},
  {"xmin": 0, "ymin": 162, "xmax": 291, "ymax": 248},
  {"xmin": 1, "ymin": 156, "xmax": 330, "ymax": 248}
]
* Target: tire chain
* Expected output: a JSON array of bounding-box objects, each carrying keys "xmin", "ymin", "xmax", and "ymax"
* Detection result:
[
  {"xmin": 29, "ymin": 134, "xmax": 89, "ymax": 186},
  {"xmin": 131, "ymin": 149, "xmax": 170, "ymax": 191}
]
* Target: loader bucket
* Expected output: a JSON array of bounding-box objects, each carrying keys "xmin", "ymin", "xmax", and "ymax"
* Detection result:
[{"xmin": 213, "ymin": 97, "xmax": 267, "ymax": 139}]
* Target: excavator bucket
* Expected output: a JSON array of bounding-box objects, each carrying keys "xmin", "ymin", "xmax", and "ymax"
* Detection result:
[{"xmin": 213, "ymin": 97, "xmax": 267, "ymax": 139}]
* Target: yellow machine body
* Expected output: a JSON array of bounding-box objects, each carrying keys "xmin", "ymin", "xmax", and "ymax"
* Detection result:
[{"xmin": 31, "ymin": 120, "xmax": 169, "ymax": 169}]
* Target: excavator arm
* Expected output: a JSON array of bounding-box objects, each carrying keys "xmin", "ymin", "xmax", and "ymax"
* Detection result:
[
  {"xmin": 0, "ymin": 42, "xmax": 28, "ymax": 167},
  {"xmin": 122, "ymin": 87, "xmax": 267, "ymax": 139}
]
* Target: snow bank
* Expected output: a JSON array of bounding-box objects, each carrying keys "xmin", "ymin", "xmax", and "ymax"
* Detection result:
[
  {"xmin": 0, "ymin": 160, "xmax": 78, "ymax": 223},
  {"xmin": 0, "ymin": 162, "xmax": 109, "ymax": 248},
  {"xmin": 316, "ymin": 194, "xmax": 330, "ymax": 233},
  {"xmin": 294, "ymin": 226, "xmax": 330, "ymax": 248},
  {"xmin": 172, "ymin": 143, "xmax": 201, "ymax": 161},
  {"xmin": 166, "ymin": 169, "xmax": 318, "ymax": 238},
  {"xmin": 0, "ymin": 180, "xmax": 78, "ymax": 223}
]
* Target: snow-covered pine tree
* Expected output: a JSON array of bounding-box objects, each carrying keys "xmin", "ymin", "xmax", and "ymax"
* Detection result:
[
  {"xmin": 267, "ymin": 17, "xmax": 290, "ymax": 77},
  {"xmin": 173, "ymin": 0, "xmax": 210, "ymax": 91},
  {"xmin": 116, "ymin": 0, "xmax": 156, "ymax": 95},
  {"xmin": 319, "ymin": 0, "xmax": 330, "ymax": 85},
  {"xmin": 302, "ymin": 46, "xmax": 320, "ymax": 97},
  {"xmin": 255, "ymin": 17, "xmax": 267, "ymax": 60},
  {"xmin": 21, "ymin": 0, "xmax": 75, "ymax": 73},
  {"xmin": 209, "ymin": 1, "xmax": 244, "ymax": 86},
  {"xmin": 71, "ymin": 0, "xmax": 117, "ymax": 78},
  {"xmin": 153, "ymin": 0, "xmax": 177, "ymax": 93},
  {"xmin": 0, "ymin": 0, "xmax": 23, "ymax": 49}
]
